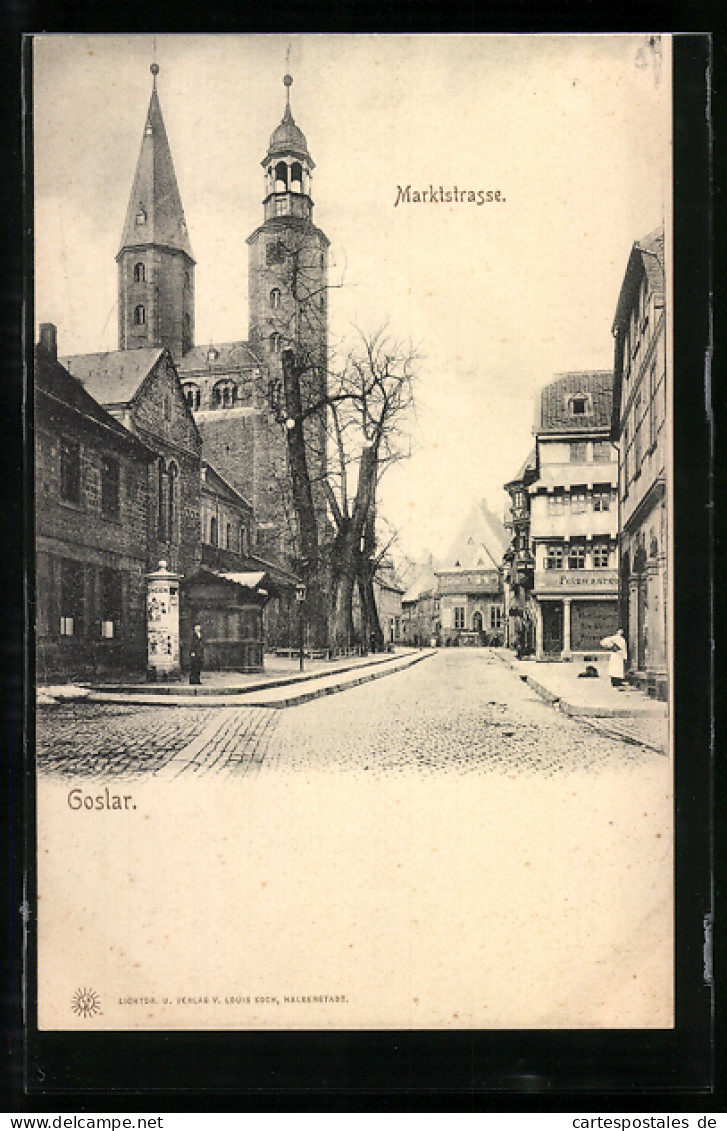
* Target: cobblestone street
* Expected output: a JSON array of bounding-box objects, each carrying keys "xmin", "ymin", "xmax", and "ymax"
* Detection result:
[{"xmin": 36, "ymin": 650, "xmax": 666, "ymax": 780}]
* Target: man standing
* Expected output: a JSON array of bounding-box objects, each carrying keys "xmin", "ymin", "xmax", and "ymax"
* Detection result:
[
  {"xmin": 189, "ymin": 623, "xmax": 205, "ymax": 685},
  {"xmin": 600, "ymin": 627, "xmax": 628, "ymax": 688}
]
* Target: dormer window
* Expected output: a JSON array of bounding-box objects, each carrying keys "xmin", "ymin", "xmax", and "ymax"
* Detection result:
[
  {"xmin": 134, "ymin": 262, "xmax": 145, "ymax": 283},
  {"xmin": 135, "ymin": 208, "xmax": 146, "ymax": 226},
  {"xmin": 144, "ymin": 121, "xmax": 153, "ymax": 136},
  {"xmin": 207, "ymin": 347, "xmax": 219, "ymax": 362},
  {"xmin": 568, "ymin": 393, "xmax": 592, "ymax": 416}
]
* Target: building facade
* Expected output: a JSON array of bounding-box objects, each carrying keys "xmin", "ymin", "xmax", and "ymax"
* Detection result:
[
  {"xmin": 435, "ymin": 500, "xmax": 508, "ymax": 646},
  {"xmin": 611, "ymin": 226, "xmax": 668, "ymax": 698},
  {"xmin": 35, "ymin": 325, "xmax": 155, "ymax": 680},
  {"xmin": 529, "ymin": 372, "xmax": 620, "ymax": 660}
]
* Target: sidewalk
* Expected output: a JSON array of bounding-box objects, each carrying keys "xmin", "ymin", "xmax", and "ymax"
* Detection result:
[
  {"xmin": 37, "ymin": 648, "xmax": 436, "ymax": 709},
  {"xmin": 494, "ymin": 650, "xmax": 669, "ymax": 754}
]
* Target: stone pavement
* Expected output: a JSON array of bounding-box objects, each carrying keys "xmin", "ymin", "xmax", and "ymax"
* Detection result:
[
  {"xmin": 38, "ymin": 648, "xmax": 436, "ymax": 709},
  {"xmin": 494, "ymin": 650, "xmax": 669, "ymax": 754}
]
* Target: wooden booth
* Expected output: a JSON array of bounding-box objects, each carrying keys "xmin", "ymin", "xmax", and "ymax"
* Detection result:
[{"xmin": 180, "ymin": 569, "xmax": 272, "ymax": 673}]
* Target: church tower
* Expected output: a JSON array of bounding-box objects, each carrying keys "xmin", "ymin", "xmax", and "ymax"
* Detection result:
[
  {"xmin": 247, "ymin": 74, "xmax": 329, "ymax": 445},
  {"xmin": 117, "ymin": 64, "xmax": 195, "ymax": 360}
]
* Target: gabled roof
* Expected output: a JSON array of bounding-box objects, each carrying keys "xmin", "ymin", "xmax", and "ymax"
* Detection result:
[
  {"xmin": 537, "ymin": 371, "xmax": 614, "ymax": 434},
  {"xmin": 612, "ymin": 225, "xmax": 666, "ymax": 332},
  {"xmin": 118, "ymin": 79, "xmax": 194, "ymax": 261},
  {"xmin": 35, "ymin": 347, "xmax": 154, "ymax": 457},
  {"xmin": 178, "ymin": 341, "xmax": 264, "ymax": 376},
  {"xmin": 504, "ymin": 447, "xmax": 537, "ymax": 490},
  {"xmin": 61, "ymin": 348, "xmax": 166, "ymax": 407},
  {"xmin": 439, "ymin": 499, "xmax": 509, "ymax": 572},
  {"xmin": 402, "ymin": 558, "xmax": 439, "ymax": 604},
  {"xmin": 201, "ymin": 461, "xmax": 253, "ymax": 512}
]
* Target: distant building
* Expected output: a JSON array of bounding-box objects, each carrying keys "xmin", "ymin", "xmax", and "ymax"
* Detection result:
[
  {"xmin": 611, "ymin": 226, "xmax": 667, "ymax": 699},
  {"xmin": 401, "ymin": 557, "xmax": 439, "ymax": 647},
  {"xmin": 529, "ymin": 371, "xmax": 620, "ymax": 660},
  {"xmin": 435, "ymin": 500, "xmax": 508, "ymax": 646},
  {"xmin": 373, "ymin": 561, "xmax": 405, "ymax": 646},
  {"xmin": 502, "ymin": 450, "xmax": 538, "ymax": 655},
  {"xmin": 35, "ymin": 324, "xmax": 155, "ymax": 680}
]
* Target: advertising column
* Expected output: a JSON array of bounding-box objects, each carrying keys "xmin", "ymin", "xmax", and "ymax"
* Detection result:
[{"xmin": 146, "ymin": 560, "xmax": 182, "ymax": 679}]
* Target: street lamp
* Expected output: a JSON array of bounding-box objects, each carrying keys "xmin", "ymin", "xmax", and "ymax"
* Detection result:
[{"xmin": 295, "ymin": 582, "xmax": 307, "ymax": 672}]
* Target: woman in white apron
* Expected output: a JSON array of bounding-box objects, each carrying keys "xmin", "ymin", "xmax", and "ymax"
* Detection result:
[{"xmin": 600, "ymin": 628, "xmax": 628, "ymax": 688}]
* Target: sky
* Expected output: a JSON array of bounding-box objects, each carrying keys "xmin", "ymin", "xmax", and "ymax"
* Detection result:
[{"xmin": 33, "ymin": 34, "xmax": 670, "ymax": 564}]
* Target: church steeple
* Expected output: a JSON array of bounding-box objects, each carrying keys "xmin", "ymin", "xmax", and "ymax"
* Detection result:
[
  {"xmin": 261, "ymin": 74, "xmax": 315, "ymax": 223},
  {"xmin": 116, "ymin": 64, "xmax": 195, "ymax": 359}
]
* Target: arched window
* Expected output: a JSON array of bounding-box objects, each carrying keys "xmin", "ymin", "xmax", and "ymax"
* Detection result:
[
  {"xmin": 270, "ymin": 288, "xmax": 282, "ymax": 309},
  {"xmin": 274, "ymin": 161, "xmax": 288, "ymax": 191},
  {"xmin": 134, "ymin": 305, "xmax": 146, "ymax": 326},
  {"xmin": 167, "ymin": 463, "xmax": 178, "ymax": 542},
  {"xmin": 209, "ymin": 516, "xmax": 218, "ymax": 546},
  {"xmin": 134, "ymin": 262, "xmax": 145, "ymax": 283},
  {"xmin": 213, "ymin": 379, "xmax": 237, "ymax": 409},
  {"xmin": 269, "ymin": 332, "xmax": 281, "ymax": 354},
  {"xmin": 182, "ymin": 383, "xmax": 200, "ymax": 411},
  {"xmin": 290, "ymin": 162, "xmax": 303, "ymax": 192},
  {"xmin": 157, "ymin": 461, "xmax": 166, "ymax": 540}
]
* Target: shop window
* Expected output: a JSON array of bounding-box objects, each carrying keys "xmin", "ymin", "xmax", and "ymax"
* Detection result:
[
  {"xmin": 545, "ymin": 544, "xmax": 564, "ymax": 570},
  {"xmin": 567, "ymin": 543, "xmax": 586, "ymax": 570},
  {"xmin": 100, "ymin": 568, "xmax": 122, "ymax": 638},
  {"xmin": 60, "ymin": 437, "xmax": 81, "ymax": 504},
  {"xmin": 134, "ymin": 262, "xmax": 145, "ymax": 283},
  {"xmin": 100, "ymin": 456, "xmax": 120, "ymax": 519},
  {"xmin": 570, "ymin": 441, "xmax": 587, "ymax": 463},
  {"xmin": 592, "ymin": 543, "xmax": 611, "ymax": 569}
]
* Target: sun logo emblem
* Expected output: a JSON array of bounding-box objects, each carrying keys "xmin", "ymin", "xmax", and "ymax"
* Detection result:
[{"xmin": 71, "ymin": 987, "xmax": 101, "ymax": 1019}]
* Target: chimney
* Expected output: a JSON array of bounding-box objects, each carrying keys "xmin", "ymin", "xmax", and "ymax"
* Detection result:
[{"xmin": 38, "ymin": 323, "xmax": 58, "ymax": 362}]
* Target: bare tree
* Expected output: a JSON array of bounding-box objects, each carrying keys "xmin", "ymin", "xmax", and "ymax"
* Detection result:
[{"xmin": 323, "ymin": 329, "xmax": 416, "ymax": 651}]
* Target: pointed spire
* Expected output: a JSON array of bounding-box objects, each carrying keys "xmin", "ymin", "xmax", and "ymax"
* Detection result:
[
  {"xmin": 265, "ymin": 72, "xmax": 312, "ymax": 165},
  {"xmin": 118, "ymin": 65, "xmax": 194, "ymax": 260}
]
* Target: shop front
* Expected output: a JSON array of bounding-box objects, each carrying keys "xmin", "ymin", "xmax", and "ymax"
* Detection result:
[{"xmin": 533, "ymin": 568, "xmax": 619, "ymax": 661}]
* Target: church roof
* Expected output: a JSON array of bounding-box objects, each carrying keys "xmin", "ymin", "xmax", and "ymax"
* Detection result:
[
  {"xmin": 177, "ymin": 341, "xmax": 264, "ymax": 375},
  {"xmin": 439, "ymin": 500, "xmax": 509, "ymax": 572},
  {"xmin": 264, "ymin": 76, "xmax": 313, "ymax": 165},
  {"xmin": 61, "ymin": 347, "xmax": 165, "ymax": 407},
  {"xmin": 118, "ymin": 74, "xmax": 194, "ymax": 260}
]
